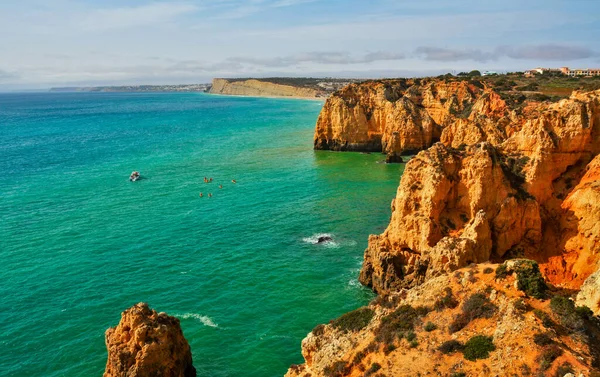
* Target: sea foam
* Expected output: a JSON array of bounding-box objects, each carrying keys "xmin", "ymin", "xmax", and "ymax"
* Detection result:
[
  {"xmin": 179, "ymin": 313, "xmax": 218, "ymax": 328},
  {"xmin": 302, "ymin": 233, "xmax": 340, "ymax": 248}
]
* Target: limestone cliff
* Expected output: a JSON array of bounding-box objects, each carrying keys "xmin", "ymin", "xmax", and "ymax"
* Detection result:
[
  {"xmin": 359, "ymin": 89, "xmax": 600, "ymax": 295},
  {"xmin": 313, "ymin": 79, "xmax": 507, "ymax": 161},
  {"xmin": 287, "ymin": 263, "xmax": 600, "ymax": 377},
  {"xmin": 104, "ymin": 303, "xmax": 196, "ymax": 377},
  {"xmin": 209, "ymin": 78, "xmax": 322, "ymax": 98},
  {"xmin": 287, "ymin": 85, "xmax": 600, "ymax": 377}
]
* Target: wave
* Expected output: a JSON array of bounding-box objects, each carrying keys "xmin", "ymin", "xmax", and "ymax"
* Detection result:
[
  {"xmin": 302, "ymin": 233, "xmax": 339, "ymax": 248},
  {"xmin": 178, "ymin": 313, "xmax": 218, "ymax": 328}
]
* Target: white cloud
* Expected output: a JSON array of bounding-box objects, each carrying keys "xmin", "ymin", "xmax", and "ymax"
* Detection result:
[{"xmin": 77, "ymin": 2, "xmax": 200, "ymax": 31}]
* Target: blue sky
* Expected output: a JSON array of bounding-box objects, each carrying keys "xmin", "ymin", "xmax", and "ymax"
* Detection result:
[{"xmin": 0, "ymin": 0, "xmax": 599, "ymax": 89}]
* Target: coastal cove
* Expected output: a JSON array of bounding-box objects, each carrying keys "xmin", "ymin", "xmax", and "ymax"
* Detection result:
[{"xmin": 0, "ymin": 92, "xmax": 405, "ymax": 377}]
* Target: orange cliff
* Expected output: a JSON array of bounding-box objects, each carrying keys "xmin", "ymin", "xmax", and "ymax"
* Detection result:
[
  {"xmin": 359, "ymin": 88, "xmax": 600, "ymax": 295},
  {"xmin": 288, "ymin": 80, "xmax": 600, "ymax": 377},
  {"xmin": 313, "ymin": 78, "xmax": 507, "ymax": 162},
  {"xmin": 103, "ymin": 303, "xmax": 196, "ymax": 377}
]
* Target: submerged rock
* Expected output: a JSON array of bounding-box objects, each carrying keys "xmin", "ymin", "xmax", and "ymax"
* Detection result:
[
  {"xmin": 103, "ymin": 303, "xmax": 196, "ymax": 377},
  {"xmin": 317, "ymin": 236, "xmax": 333, "ymax": 244}
]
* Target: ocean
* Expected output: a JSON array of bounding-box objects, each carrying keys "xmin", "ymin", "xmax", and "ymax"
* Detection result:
[{"xmin": 0, "ymin": 92, "xmax": 404, "ymax": 377}]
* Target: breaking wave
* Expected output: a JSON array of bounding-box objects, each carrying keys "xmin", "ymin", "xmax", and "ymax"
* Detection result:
[
  {"xmin": 179, "ymin": 313, "xmax": 218, "ymax": 328},
  {"xmin": 302, "ymin": 233, "xmax": 339, "ymax": 248}
]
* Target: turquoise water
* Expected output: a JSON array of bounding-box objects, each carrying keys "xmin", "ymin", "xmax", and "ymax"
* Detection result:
[{"xmin": 0, "ymin": 92, "xmax": 404, "ymax": 377}]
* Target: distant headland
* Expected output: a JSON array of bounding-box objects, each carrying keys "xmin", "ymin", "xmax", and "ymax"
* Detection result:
[{"xmin": 49, "ymin": 78, "xmax": 362, "ymax": 98}]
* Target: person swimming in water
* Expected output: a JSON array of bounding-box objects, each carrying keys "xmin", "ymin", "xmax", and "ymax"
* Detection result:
[
  {"xmin": 210, "ymin": 178, "xmax": 213, "ymax": 183},
  {"xmin": 219, "ymin": 184, "xmax": 223, "ymax": 189},
  {"xmin": 232, "ymin": 179, "xmax": 237, "ymax": 184},
  {"xmin": 208, "ymin": 193, "xmax": 212, "ymax": 198},
  {"xmin": 199, "ymin": 192, "xmax": 203, "ymax": 197}
]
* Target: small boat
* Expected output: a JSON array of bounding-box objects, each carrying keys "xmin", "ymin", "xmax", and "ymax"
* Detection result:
[{"xmin": 130, "ymin": 171, "xmax": 140, "ymax": 182}]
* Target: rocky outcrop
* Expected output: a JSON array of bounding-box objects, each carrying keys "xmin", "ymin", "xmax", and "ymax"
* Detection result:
[
  {"xmin": 287, "ymin": 264, "xmax": 600, "ymax": 377},
  {"xmin": 209, "ymin": 78, "xmax": 321, "ymax": 98},
  {"xmin": 287, "ymin": 84, "xmax": 600, "ymax": 377},
  {"xmin": 313, "ymin": 79, "xmax": 508, "ymax": 161},
  {"xmin": 104, "ymin": 303, "xmax": 196, "ymax": 377},
  {"xmin": 577, "ymin": 270, "xmax": 600, "ymax": 314},
  {"xmin": 359, "ymin": 89, "xmax": 600, "ymax": 295}
]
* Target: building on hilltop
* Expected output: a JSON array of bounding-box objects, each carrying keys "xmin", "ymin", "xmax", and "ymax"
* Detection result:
[{"xmin": 525, "ymin": 66, "xmax": 600, "ymax": 77}]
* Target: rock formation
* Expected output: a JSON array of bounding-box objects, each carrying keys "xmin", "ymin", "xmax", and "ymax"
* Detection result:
[
  {"xmin": 359, "ymin": 88, "xmax": 600, "ymax": 295},
  {"xmin": 104, "ymin": 303, "xmax": 196, "ymax": 377},
  {"xmin": 287, "ymin": 263, "xmax": 600, "ymax": 377},
  {"xmin": 577, "ymin": 269, "xmax": 600, "ymax": 314},
  {"xmin": 209, "ymin": 78, "xmax": 321, "ymax": 98},
  {"xmin": 313, "ymin": 79, "xmax": 506, "ymax": 161},
  {"xmin": 288, "ymin": 81, "xmax": 600, "ymax": 376}
]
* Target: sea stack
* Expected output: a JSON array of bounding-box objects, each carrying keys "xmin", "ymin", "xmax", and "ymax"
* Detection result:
[{"xmin": 103, "ymin": 303, "xmax": 196, "ymax": 377}]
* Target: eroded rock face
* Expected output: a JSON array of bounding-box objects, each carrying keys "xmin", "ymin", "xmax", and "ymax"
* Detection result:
[
  {"xmin": 313, "ymin": 79, "xmax": 505, "ymax": 161},
  {"xmin": 577, "ymin": 269, "xmax": 600, "ymax": 315},
  {"xmin": 358, "ymin": 89, "xmax": 600, "ymax": 294},
  {"xmin": 359, "ymin": 142, "xmax": 542, "ymax": 294},
  {"xmin": 209, "ymin": 78, "xmax": 321, "ymax": 98},
  {"xmin": 104, "ymin": 303, "xmax": 196, "ymax": 377},
  {"xmin": 288, "ymin": 264, "xmax": 600, "ymax": 377}
]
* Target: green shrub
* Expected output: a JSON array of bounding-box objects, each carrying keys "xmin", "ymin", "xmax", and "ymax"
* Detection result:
[
  {"xmin": 575, "ymin": 305, "xmax": 594, "ymax": 320},
  {"xmin": 495, "ymin": 264, "xmax": 509, "ymax": 279},
  {"xmin": 449, "ymin": 314, "xmax": 471, "ymax": 333},
  {"xmin": 483, "ymin": 267, "xmax": 494, "ymax": 274},
  {"xmin": 405, "ymin": 331, "xmax": 416, "ymax": 341},
  {"xmin": 312, "ymin": 324, "xmax": 326, "ymax": 336},
  {"xmin": 365, "ymin": 362, "xmax": 381, "ymax": 376},
  {"xmin": 438, "ymin": 340, "xmax": 464, "ymax": 354},
  {"xmin": 415, "ymin": 306, "xmax": 431, "ymax": 317},
  {"xmin": 533, "ymin": 332, "xmax": 554, "ymax": 346},
  {"xmin": 513, "ymin": 298, "xmax": 530, "ymax": 312},
  {"xmin": 462, "ymin": 335, "xmax": 495, "ymax": 361},
  {"xmin": 332, "ymin": 307, "xmax": 374, "ymax": 332},
  {"xmin": 462, "ymin": 293, "xmax": 496, "ymax": 319},
  {"xmin": 550, "ymin": 296, "xmax": 574, "ymax": 317},
  {"xmin": 540, "ymin": 344, "xmax": 563, "ymax": 371},
  {"xmin": 449, "ymin": 293, "xmax": 497, "ymax": 333},
  {"xmin": 514, "ymin": 261, "xmax": 548, "ymax": 299},
  {"xmin": 383, "ymin": 343, "xmax": 396, "ymax": 355},
  {"xmin": 409, "ymin": 339, "xmax": 418, "ymax": 348},
  {"xmin": 424, "ymin": 321, "xmax": 437, "ymax": 332},
  {"xmin": 550, "ymin": 296, "xmax": 586, "ymax": 331},
  {"xmin": 534, "ymin": 309, "xmax": 554, "ymax": 328},
  {"xmin": 434, "ymin": 287, "xmax": 459, "ymax": 311},
  {"xmin": 555, "ymin": 363, "xmax": 574, "ymax": 377},
  {"xmin": 323, "ymin": 361, "xmax": 350, "ymax": 377},
  {"xmin": 375, "ymin": 305, "xmax": 418, "ymax": 345},
  {"xmin": 352, "ymin": 350, "xmax": 365, "ymax": 365},
  {"xmin": 451, "ymin": 373, "xmax": 467, "ymax": 377}
]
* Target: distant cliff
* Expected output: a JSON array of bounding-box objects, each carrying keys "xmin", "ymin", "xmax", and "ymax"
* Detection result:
[
  {"xmin": 209, "ymin": 78, "xmax": 323, "ymax": 98},
  {"xmin": 313, "ymin": 78, "xmax": 507, "ymax": 162}
]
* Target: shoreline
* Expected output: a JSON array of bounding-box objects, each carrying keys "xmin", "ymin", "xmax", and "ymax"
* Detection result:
[{"xmin": 204, "ymin": 91, "xmax": 326, "ymax": 102}]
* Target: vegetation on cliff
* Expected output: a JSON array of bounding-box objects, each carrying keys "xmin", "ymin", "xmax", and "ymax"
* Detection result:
[{"xmin": 288, "ymin": 79, "xmax": 600, "ymax": 377}]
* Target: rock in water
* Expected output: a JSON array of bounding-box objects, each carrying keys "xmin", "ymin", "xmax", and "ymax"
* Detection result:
[
  {"xmin": 385, "ymin": 153, "xmax": 403, "ymax": 164},
  {"xmin": 104, "ymin": 303, "xmax": 196, "ymax": 377},
  {"xmin": 317, "ymin": 236, "xmax": 333, "ymax": 243}
]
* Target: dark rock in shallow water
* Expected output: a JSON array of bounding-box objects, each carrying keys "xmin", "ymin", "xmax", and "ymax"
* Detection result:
[
  {"xmin": 317, "ymin": 236, "xmax": 333, "ymax": 244},
  {"xmin": 385, "ymin": 153, "xmax": 403, "ymax": 163}
]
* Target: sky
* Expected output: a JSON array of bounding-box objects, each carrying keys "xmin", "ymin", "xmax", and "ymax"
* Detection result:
[{"xmin": 0, "ymin": 0, "xmax": 599, "ymax": 89}]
